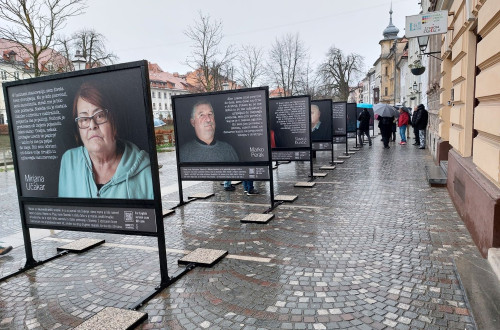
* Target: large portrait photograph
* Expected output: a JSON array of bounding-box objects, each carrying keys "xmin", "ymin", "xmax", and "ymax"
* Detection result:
[
  {"xmin": 173, "ymin": 88, "xmax": 269, "ymax": 164},
  {"xmin": 332, "ymin": 102, "xmax": 347, "ymax": 136},
  {"xmin": 269, "ymin": 96, "xmax": 310, "ymax": 149},
  {"xmin": 6, "ymin": 66, "xmax": 154, "ymax": 200},
  {"xmin": 346, "ymin": 103, "xmax": 358, "ymax": 134},
  {"xmin": 310, "ymin": 100, "xmax": 332, "ymax": 142}
]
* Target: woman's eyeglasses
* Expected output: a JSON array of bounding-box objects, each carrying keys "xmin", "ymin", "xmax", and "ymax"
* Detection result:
[{"xmin": 75, "ymin": 109, "xmax": 109, "ymax": 129}]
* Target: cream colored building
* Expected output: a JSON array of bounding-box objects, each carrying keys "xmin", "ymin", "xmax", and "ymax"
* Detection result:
[
  {"xmin": 423, "ymin": 0, "xmax": 500, "ymax": 257},
  {"xmin": 148, "ymin": 63, "xmax": 191, "ymax": 120}
]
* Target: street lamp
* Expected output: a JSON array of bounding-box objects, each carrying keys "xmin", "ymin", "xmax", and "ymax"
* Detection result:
[
  {"xmin": 417, "ymin": 35, "xmax": 429, "ymax": 53},
  {"xmin": 412, "ymin": 81, "xmax": 419, "ymax": 92},
  {"xmin": 416, "ymin": 35, "xmax": 441, "ymax": 60},
  {"xmin": 72, "ymin": 50, "xmax": 86, "ymax": 71}
]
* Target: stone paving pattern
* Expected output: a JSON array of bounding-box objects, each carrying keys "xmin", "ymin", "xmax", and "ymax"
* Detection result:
[{"xmin": 0, "ymin": 140, "xmax": 480, "ymax": 329}]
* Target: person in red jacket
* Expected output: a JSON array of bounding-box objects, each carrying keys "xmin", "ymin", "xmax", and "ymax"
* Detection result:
[{"xmin": 397, "ymin": 107, "xmax": 410, "ymax": 145}]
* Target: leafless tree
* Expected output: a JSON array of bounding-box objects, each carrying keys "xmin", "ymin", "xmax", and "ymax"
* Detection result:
[
  {"xmin": 0, "ymin": 0, "xmax": 86, "ymax": 77},
  {"xmin": 56, "ymin": 28, "xmax": 117, "ymax": 69},
  {"xmin": 294, "ymin": 58, "xmax": 326, "ymax": 99},
  {"xmin": 55, "ymin": 35, "xmax": 73, "ymax": 72},
  {"xmin": 71, "ymin": 28, "xmax": 117, "ymax": 68},
  {"xmin": 237, "ymin": 45, "xmax": 266, "ymax": 88},
  {"xmin": 184, "ymin": 12, "xmax": 236, "ymax": 92},
  {"xmin": 318, "ymin": 46, "xmax": 364, "ymax": 101},
  {"xmin": 267, "ymin": 33, "xmax": 308, "ymax": 97}
]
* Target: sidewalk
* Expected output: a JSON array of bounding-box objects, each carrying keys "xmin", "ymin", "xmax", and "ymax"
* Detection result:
[{"xmin": 0, "ymin": 138, "xmax": 482, "ymax": 329}]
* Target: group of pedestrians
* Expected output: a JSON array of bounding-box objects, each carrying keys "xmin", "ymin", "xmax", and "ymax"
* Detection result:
[{"xmin": 377, "ymin": 103, "xmax": 428, "ymax": 149}]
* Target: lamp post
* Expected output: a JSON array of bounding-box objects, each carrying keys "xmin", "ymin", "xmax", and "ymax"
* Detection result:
[
  {"xmin": 72, "ymin": 50, "xmax": 86, "ymax": 71},
  {"xmin": 412, "ymin": 81, "xmax": 420, "ymax": 105},
  {"xmin": 417, "ymin": 35, "xmax": 429, "ymax": 53}
]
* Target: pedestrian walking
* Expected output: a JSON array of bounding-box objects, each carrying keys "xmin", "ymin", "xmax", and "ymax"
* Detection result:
[
  {"xmin": 378, "ymin": 116, "xmax": 393, "ymax": 149},
  {"xmin": 397, "ymin": 107, "xmax": 410, "ymax": 145},
  {"xmin": 414, "ymin": 104, "xmax": 429, "ymax": 149},
  {"xmin": 411, "ymin": 105, "xmax": 421, "ymax": 146},
  {"xmin": 406, "ymin": 107, "xmax": 412, "ymax": 141},
  {"xmin": 357, "ymin": 107, "xmax": 372, "ymax": 147}
]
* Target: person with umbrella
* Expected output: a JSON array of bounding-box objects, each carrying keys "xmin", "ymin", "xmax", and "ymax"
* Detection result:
[{"xmin": 373, "ymin": 104, "xmax": 397, "ymax": 149}]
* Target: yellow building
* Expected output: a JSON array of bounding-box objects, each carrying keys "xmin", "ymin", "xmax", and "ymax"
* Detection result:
[
  {"xmin": 433, "ymin": 0, "xmax": 500, "ymax": 257},
  {"xmin": 376, "ymin": 7, "xmax": 407, "ymax": 105}
]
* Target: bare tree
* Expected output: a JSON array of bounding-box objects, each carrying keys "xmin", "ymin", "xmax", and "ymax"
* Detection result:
[
  {"xmin": 267, "ymin": 33, "xmax": 307, "ymax": 97},
  {"xmin": 184, "ymin": 12, "xmax": 235, "ymax": 92},
  {"xmin": 294, "ymin": 58, "xmax": 325, "ymax": 99},
  {"xmin": 56, "ymin": 29, "xmax": 117, "ymax": 71},
  {"xmin": 71, "ymin": 28, "xmax": 117, "ymax": 68},
  {"xmin": 0, "ymin": 0, "xmax": 86, "ymax": 77},
  {"xmin": 318, "ymin": 47, "xmax": 364, "ymax": 101},
  {"xmin": 54, "ymin": 35, "xmax": 73, "ymax": 72},
  {"xmin": 237, "ymin": 45, "xmax": 266, "ymax": 88}
]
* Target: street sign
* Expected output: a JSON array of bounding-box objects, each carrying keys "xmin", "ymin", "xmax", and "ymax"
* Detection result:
[{"xmin": 405, "ymin": 11, "xmax": 448, "ymax": 38}]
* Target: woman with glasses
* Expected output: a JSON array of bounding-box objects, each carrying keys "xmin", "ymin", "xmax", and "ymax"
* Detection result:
[{"xmin": 58, "ymin": 82, "xmax": 153, "ymax": 199}]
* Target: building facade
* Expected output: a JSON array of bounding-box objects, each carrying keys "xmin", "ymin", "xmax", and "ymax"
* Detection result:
[
  {"xmin": 148, "ymin": 63, "xmax": 191, "ymax": 120},
  {"xmin": 0, "ymin": 38, "xmax": 68, "ymax": 124},
  {"xmin": 426, "ymin": 0, "xmax": 500, "ymax": 257}
]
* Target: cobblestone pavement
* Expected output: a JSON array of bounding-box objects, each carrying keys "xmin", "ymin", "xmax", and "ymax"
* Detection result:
[{"xmin": 0, "ymin": 138, "xmax": 481, "ymax": 329}]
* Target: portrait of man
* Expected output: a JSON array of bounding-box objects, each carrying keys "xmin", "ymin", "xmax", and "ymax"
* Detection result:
[
  {"xmin": 179, "ymin": 100, "xmax": 239, "ymax": 163},
  {"xmin": 311, "ymin": 104, "xmax": 330, "ymax": 141}
]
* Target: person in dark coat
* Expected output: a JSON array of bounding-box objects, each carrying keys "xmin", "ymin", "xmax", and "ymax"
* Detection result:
[
  {"xmin": 357, "ymin": 108, "xmax": 372, "ymax": 147},
  {"xmin": 414, "ymin": 103, "xmax": 428, "ymax": 149},
  {"xmin": 411, "ymin": 105, "xmax": 420, "ymax": 146},
  {"xmin": 378, "ymin": 116, "xmax": 393, "ymax": 149}
]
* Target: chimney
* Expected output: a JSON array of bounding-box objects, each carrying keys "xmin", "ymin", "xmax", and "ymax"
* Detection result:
[{"xmin": 173, "ymin": 72, "xmax": 179, "ymax": 77}]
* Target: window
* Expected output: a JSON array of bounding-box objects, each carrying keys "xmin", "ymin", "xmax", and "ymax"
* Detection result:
[
  {"xmin": 152, "ymin": 91, "xmax": 156, "ymax": 98},
  {"xmin": 385, "ymin": 67, "xmax": 388, "ymax": 76},
  {"xmin": 158, "ymin": 92, "xmax": 161, "ymax": 99},
  {"xmin": 164, "ymin": 92, "xmax": 167, "ymax": 98},
  {"xmin": 0, "ymin": 70, "xmax": 6, "ymax": 80},
  {"xmin": 158, "ymin": 103, "xmax": 162, "ymax": 110},
  {"xmin": 14, "ymin": 72, "xmax": 19, "ymax": 80},
  {"xmin": 153, "ymin": 103, "xmax": 156, "ymax": 110},
  {"xmin": 165, "ymin": 103, "xmax": 168, "ymax": 110},
  {"xmin": 384, "ymin": 87, "xmax": 388, "ymax": 96}
]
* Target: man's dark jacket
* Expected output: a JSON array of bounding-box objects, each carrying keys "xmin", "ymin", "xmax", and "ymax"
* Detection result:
[
  {"xmin": 414, "ymin": 108, "xmax": 428, "ymax": 130},
  {"xmin": 358, "ymin": 109, "xmax": 370, "ymax": 131}
]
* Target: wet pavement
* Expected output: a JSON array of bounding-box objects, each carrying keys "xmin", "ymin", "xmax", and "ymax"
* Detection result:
[{"xmin": 0, "ymin": 137, "xmax": 483, "ymax": 329}]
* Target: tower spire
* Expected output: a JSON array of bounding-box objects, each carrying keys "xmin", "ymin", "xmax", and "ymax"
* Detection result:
[{"xmin": 383, "ymin": 2, "xmax": 399, "ymax": 40}]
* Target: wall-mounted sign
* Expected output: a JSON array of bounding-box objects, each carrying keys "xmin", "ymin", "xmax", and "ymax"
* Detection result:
[{"xmin": 405, "ymin": 10, "xmax": 448, "ymax": 38}]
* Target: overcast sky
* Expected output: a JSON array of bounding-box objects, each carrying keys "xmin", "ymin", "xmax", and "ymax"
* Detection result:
[{"xmin": 64, "ymin": 0, "xmax": 421, "ymax": 77}]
